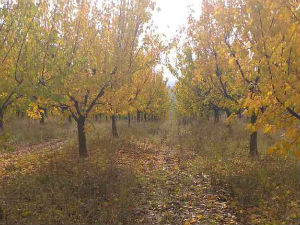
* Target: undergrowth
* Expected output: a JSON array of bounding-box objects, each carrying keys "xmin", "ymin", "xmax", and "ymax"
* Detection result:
[
  {"xmin": 0, "ymin": 118, "xmax": 299, "ymax": 225},
  {"xmin": 170, "ymin": 119, "xmax": 300, "ymax": 225}
]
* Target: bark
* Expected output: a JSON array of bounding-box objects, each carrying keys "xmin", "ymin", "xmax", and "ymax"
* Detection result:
[
  {"xmin": 39, "ymin": 107, "xmax": 47, "ymax": 125},
  {"xmin": 237, "ymin": 109, "xmax": 242, "ymax": 119},
  {"xmin": 137, "ymin": 110, "xmax": 141, "ymax": 122},
  {"xmin": 40, "ymin": 113, "xmax": 45, "ymax": 124},
  {"xmin": 128, "ymin": 112, "xmax": 131, "ymax": 127},
  {"xmin": 111, "ymin": 115, "xmax": 118, "ymax": 137},
  {"xmin": 213, "ymin": 107, "xmax": 220, "ymax": 123},
  {"xmin": 77, "ymin": 116, "xmax": 88, "ymax": 158},
  {"xmin": 225, "ymin": 108, "xmax": 231, "ymax": 118},
  {"xmin": 249, "ymin": 113, "xmax": 258, "ymax": 157},
  {"xmin": 144, "ymin": 112, "xmax": 147, "ymax": 121},
  {"xmin": 0, "ymin": 111, "xmax": 4, "ymax": 134}
]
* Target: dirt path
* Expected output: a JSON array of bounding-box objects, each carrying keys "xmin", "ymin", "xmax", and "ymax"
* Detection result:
[
  {"xmin": 116, "ymin": 138, "xmax": 238, "ymax": 225},
  {"xmin": 13, "ymin": 138, "xmax": 67, "ymax": 153},
  {"xmin": 0, "ymin": 139, "xmax": 67, "ymax": 179}
]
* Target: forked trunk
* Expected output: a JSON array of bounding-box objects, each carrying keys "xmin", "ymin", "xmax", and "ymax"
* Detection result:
[
  {"xmin": 77, "ymin": 116, "xmax": 88, "ymax": 158},
  {"xmin": 111, "ymin": 115, "xmax": 118, "ymax": 137}
]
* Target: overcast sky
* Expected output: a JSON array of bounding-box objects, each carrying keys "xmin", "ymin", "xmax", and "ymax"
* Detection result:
[{"xmin": 152, "ymin": 0, "xmax": 202, "ymax": 84}]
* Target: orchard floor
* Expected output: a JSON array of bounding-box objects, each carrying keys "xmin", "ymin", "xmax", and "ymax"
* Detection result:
[{"xmin": 0, "ymin": 119, "xmax": 299, "ymax": 224}]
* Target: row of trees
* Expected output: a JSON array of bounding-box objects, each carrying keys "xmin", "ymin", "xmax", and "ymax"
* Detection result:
[
  {"xmin": 173, "ymin": 0, "xmax": 300, "ymax": 157},
  {"xmin": 0, "ymin": 0, "xmax": 170, "ymax": 157}
]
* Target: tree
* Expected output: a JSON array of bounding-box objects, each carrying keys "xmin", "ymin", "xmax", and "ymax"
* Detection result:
[
  {"xmin": 97, "ymin": 0, "xmax": 162, "ymax": 137},
  {"xmin": 0, "ymin": 0, "xmax": 41, "ymax": 133},
  {"xmin": 174, "ymin": 0, "xmax": 300, "ymax": 157},
  {"xmin": 40, "ymin": 0, "xmax": 115, "ymax": 157}
]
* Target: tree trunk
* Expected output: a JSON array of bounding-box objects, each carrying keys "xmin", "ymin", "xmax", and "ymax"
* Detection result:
[
  {"xmin": 237, "ymin": 109, "xmax": 242, "ymax": 119},
  {"xmin": 40, "ymin": 112, "xmax": 45, "ymax": 124},
  {"xmin": 144, "ymin": 112, "xmax": 147, "ymax": 121},
  {"xmin": 213, "ymin": 107, "xmax": 220, "ymax": 123},
  {"xmin": 111, "ymin": 115, "xmax": 118, "ymax": 137},
  {"xmin": 39, "ymin": 107, "xmax": 47, "ymax": 125},
  {"xmin": 77, "ymin": 116, "xmax": 88, "ymax": 158},
  {"xmin": 128, "ymin": 112, "xmax": 131, "ymax": 127},
  {"xmin": 225, "ymin": 108, "xmax": 231, "ymax": 118},
  {"xmin": 249, "ymin": 113, "xmax": 258, "ymax": 157},
  {"xmin": 137, "ymin": 110, "xmax": 141, "ymax": 123},
  {"xmin": 0, "ymin": 111, "xmax": 4, "ymax": 134}
]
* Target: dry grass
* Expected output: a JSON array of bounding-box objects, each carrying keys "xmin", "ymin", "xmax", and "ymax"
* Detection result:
[
  {"xmin": 172, "ymin": 119, "xmax": 300, "ymax": 225},
  {"xmin": 0, "ymin": 118, "xmax": 299, "ymax": 225}
]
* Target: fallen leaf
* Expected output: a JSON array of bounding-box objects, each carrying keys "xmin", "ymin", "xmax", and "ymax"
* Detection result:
[{"xmin": 197, "ymin": 214, "xmax": 203, "ymax": 220}]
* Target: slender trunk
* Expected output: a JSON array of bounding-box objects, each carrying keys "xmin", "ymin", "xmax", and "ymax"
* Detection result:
[
  {"xmin": 21, "ymin": 112, "xmax": 24, "ymax": 118},
  {"xmin": 237, "ymin": 109, "xmax": 242, "ymax": 119},
  {"xmin": 213, "ymin": 107, "xmax": 220, "ymax": 123},
  {"xmin": 39, "ymin": 107, "xmax": 46, "ymax": 125},
  {"xmin": 77, "ymin": 116, "xmax": 88, "ymax": 158},
  {"xmin": 137, "ymin": 110, "xmax": 141, "ymax": 123},
  {"xmin": 40, "ymin": 114, "xmax": 45, "ymax": 124},
  {"xmin": 225, "ymin": 109, "xmax": 231, "ymax": 118},
  {"xmin": 128, "ymin": 112, "xmax": 131, "ymax": 127},
  {"xmin": 249, "ymin": 113, "xmax": 258, "ymax": 157},
  {"xmin": 111, "ymin": 115, "xmax": 118, "ymax": 137},
  {"xmin": 16, "ymin": 111, "xmax": 20, "ymax": 118},
  {"xmin": 144, "ymin": 112, "xmax": 147, "ymax": 121},
  {"xmin": 0, "ymin": 110, "xmax": 4, "ymax": 134}
]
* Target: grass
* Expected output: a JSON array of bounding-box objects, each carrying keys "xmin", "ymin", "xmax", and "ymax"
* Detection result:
[
  {"xmin": 0, "ymin": 117, "xmax": 299, "ymax": 225},
  {"xmin": 171, "ymin": 119, "xmax": 300, "ymax": 225}
]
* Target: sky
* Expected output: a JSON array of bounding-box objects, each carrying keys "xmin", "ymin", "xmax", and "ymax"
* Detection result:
[{"xmin": 152, "ymin": 0, "xmax": 202, "ymax": 85}]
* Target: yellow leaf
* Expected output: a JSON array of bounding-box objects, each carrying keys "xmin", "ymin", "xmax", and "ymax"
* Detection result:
[
  {"xmin": 184, "ymin": 220, "xmax": 190, "ymax": 225},
  {"xmin": 263, "ymin": 124, "xmax": 272, "ymax": 134},
  {"xmin": 197, "ymin": 214, "xmax": 203, "ymax": 220},
  {"xmin": 267, "ymin": 147, "xmax": 275, "ymax": 154},
  {"xmin": 190, "ymin": 218, "xmax": 197, "ymax": 224}
]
